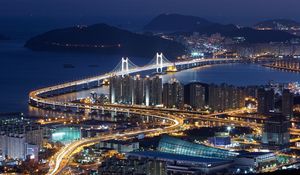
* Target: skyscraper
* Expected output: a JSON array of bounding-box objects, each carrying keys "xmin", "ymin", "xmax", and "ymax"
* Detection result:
[
  {"xmin": 121, "ymin": 75, "xmax": 134, "ymax": 104},
  {"xmin": 144, "ymin": 75, "xmax": 163, "ymax": 106},
  {"xmin": 0, "ymin": 116, "xmax": 43, "ymax": 161},
  {"xmin": 133, "ymin": 75, "xmax": 144, "ymax": 105},
  {"xmin": 150, "ymin": 76, "xmax": 163, "ymax": 106},
  {"xmin": 110, "ymin": 75, "xmax": 162, "ymax": 106},
  {"xmin": 282, "ymin": 89, "xmax": 294, "ymax": 118},
  {"xmin": 208, "ymin": 84, "xmax": 245, "ymax": 111},
  {"xmin": 184, "ymin": 82, "xmax": 206, "ymax": 109},
  {"xmin": 109, "ymin": 75, "xmax": 122, "ymax": 104},
  {"xmin": 163, "ymin": 79, "xmax": 184, "ymax": 109},
  {"xmin": 257, "ymin": 88, "xmax": 275, "ymax": 115},
  {"xmin": 163, "ymin": 83, "xmax": 173, "ymax": 108},
  {"xmin": 109, "ymin": 75, "xmax": 134, "ymax": 104},
  {"xmin": 144, "ymin": 76, "xmax": 151, "ymax": 106},
  {"xmin": 262, "ymin": 113, "xmax": 290, "ymax": 150}
]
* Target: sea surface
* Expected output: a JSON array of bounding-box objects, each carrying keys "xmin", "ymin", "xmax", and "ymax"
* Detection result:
[{"xmin": 0, "ymin": 40, "xmax": 299, "ymax": 113}]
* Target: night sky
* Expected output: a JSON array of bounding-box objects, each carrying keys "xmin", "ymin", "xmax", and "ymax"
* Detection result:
[{"xmin": 1, "ymin": 0, "xmax": 300, "ymax": 38}]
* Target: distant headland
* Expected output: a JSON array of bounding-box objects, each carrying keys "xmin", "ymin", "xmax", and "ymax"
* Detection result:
[{"xmin": 25, "ymin": 23, "xmax": 186, "ymax": 58}]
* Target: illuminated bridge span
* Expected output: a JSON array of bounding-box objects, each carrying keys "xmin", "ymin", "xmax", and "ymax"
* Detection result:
[
  {"xmin": 27, "ymin": 54, "xmax": 241, "ymax": 175},
  {"xmin": 29, "ymin": 53, "xmax": 242, "ymax": 110}
]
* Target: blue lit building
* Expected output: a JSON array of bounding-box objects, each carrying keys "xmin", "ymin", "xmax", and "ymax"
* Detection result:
[
  {"xmin": 127, "ymin": 136, "xmax": 275, "ymax": 174},
  {"xmin": 51, "ymin": 126, "xmax": 81, "ymax": 144},
  {"xmin": 208, "ymin": 136, "xmax": 231, "ymax": 146},
  {"xmin": 208, "ymin": 132, "xmax": 231, "ymax": 146},
  {"xmin": 158, "ymin": 135, "xmax": 238, "ymax": 159}
]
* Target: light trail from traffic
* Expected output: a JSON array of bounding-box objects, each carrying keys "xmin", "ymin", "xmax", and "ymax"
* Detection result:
[
  {"xmin": 47, "ymin": 111, "xmax": 182, "ymax": 175},
  {"xmin": 31, "ymin": 58, "xmax": 239, "ymax": 175},
  {"xmin": 28, "ymin": 57, "xmax": 300, "ymax": 174}
]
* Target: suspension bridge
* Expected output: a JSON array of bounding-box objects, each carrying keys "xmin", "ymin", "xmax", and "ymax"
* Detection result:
[
  {"xmin": 110, "ymin": 53, "xmax": 172, "ymax": 76},
  {"xmin": 109, "ymin": 52, "xmax": 240, "ymax": 76},
  {"xmin": 29, "ymin": 53, "xmax": 242, "ymax": 109},
  {"xmin": 30, "ymin": 53, "xmax": 300, "ymax": 175}
]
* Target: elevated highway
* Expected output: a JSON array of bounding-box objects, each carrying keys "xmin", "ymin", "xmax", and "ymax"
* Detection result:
[
  {"xmin": 48, "ymin": 111, "xmax": 182, "ymax": 175},
  {"xmin": 27, "ymin": 56, "xmax": 264, "ymax": 175},
  {"xmin": 29, "ymin": 57, "xmax": 242, "ymax": 111}
]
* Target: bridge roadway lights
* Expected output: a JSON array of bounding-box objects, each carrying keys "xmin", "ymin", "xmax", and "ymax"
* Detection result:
[{"xmin": 29, "ymin": 58, "xmax": 243, "ymax": 117}]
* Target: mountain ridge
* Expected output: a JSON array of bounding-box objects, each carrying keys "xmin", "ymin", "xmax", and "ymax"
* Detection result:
[
  {"xmin": 254, "ymin": 19, "xmax": 300, "ymax": 29},
  {"xmin": 144, "ymin": 13, "xmax": 215, "ymax": 32},
  {"xmin": 144, "ymin": 14, "xmax": 299, "ymax": 43},
  {"xmin": 25, "ymin": 23, "xmax": 186, "ymax": 58}
]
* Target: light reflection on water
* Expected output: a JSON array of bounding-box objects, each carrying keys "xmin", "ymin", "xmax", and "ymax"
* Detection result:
[{"xmin": 1, "ymin": 39, "xmax": 299, "ymax": 113}]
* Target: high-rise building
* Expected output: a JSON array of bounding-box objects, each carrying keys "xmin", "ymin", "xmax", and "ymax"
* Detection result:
[
  {"xmin": 150, "ymin": 76, "xmax": 163, "ymax": 106},
  {"xmin": 184, "ymin": 82, "xmax": 206, "ymax": 109},
  {"xmin": 257, "ymin": 88, "xmax": 275, "ymax": 115},
  {"xmin": 133, "ymin": 75, "xmax": 144, "ymax": 105},
  {"xmin": 208, "ymin": 84, "xmax": 245, "ymax": 111},
  {"xmin": 282, "ymin": 89, "xmax": 294, "ymax": 118},
  {"xmin": 109, "ymin": 75, "xmax": 122, "ymax": 104},
  {"xmin": 262, "ymin": 113, "xmax": 290, "ymax": 150},
  {"xmin": 4, "ymin": 133, "xmax": 26, "ymax": 160},
  {"xmin": 163, "ymin": 79, "xmax": 184, "ymax": 109},
  {"xmin": 144, "ymin": 76, "xmax": 151, "ymax": 106},
  {"xmin": 163, "ymin": 83, "xmax": 173, "ymax": 108},
  {"xmin": 121, "ymin": 75, "xmax": 134, "ymax": 104},
  {"xmin": 144, "ymin": 75, "xmax": 163, "ymax": 106},
  {"xmin": 110, "ymin": 75, "xmax": 163, "ymax": 106},
  {"xmin": 208, "ymin": 84, "xmax": 219, "ymax": 111},
  {"xmin": 0, "ymin": 116, "xmax": 43, "ymax": 161},
  {"xmin": 109, "ymin": 75, "xmax": 134, "ymax": 104}
]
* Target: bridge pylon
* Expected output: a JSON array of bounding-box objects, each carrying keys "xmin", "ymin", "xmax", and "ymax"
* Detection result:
[
  {"xmin": 156, "ymin": 52, "xmax": 164, "ymax": 73},
  {"xmin": 110, "ymin": 57, "xmax": 139, "ymax": 77},
  {"xmin": 121, "ymin": 57, "xmax": 129, "ymax": 77}
]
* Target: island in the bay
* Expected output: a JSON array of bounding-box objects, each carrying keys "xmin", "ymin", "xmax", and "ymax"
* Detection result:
[
  {"xmin": 25, "ymin": 23, "xmax": 186, "ymax": 58},
  {"xmin": 25, "ymin": 14, "xmax": 300, "ymax": 59}
]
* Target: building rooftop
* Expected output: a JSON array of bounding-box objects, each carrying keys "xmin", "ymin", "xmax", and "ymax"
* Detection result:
[
  {"xmin": 0, "ymin": 115, "xmax": 42, "ymax": 135},
  {"xmin": 237, "ymin": 151, "xmax": 274, "ymax": 158},
  {"xmin": 158, "ymin": 135, "xmax": 238, "ymax": 159},
  {"xmin": 127, "ymin": 151, "xmax": 232, "ymax": 165}
]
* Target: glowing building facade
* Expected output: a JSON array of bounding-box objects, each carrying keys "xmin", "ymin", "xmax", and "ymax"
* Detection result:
[{"xmin": 158, "ymin": 136, "xmax": 238, "ymax": 159}]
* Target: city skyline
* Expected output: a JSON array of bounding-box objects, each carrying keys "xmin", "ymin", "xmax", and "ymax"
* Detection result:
[{"xmin": 1, "ymin": 1, "xmax": 300, "ymax": 174}]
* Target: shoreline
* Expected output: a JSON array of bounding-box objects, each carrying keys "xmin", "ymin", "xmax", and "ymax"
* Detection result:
[{"xmin": 263, "ymin": 64, "xmax": 300, "ymax": 73}]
